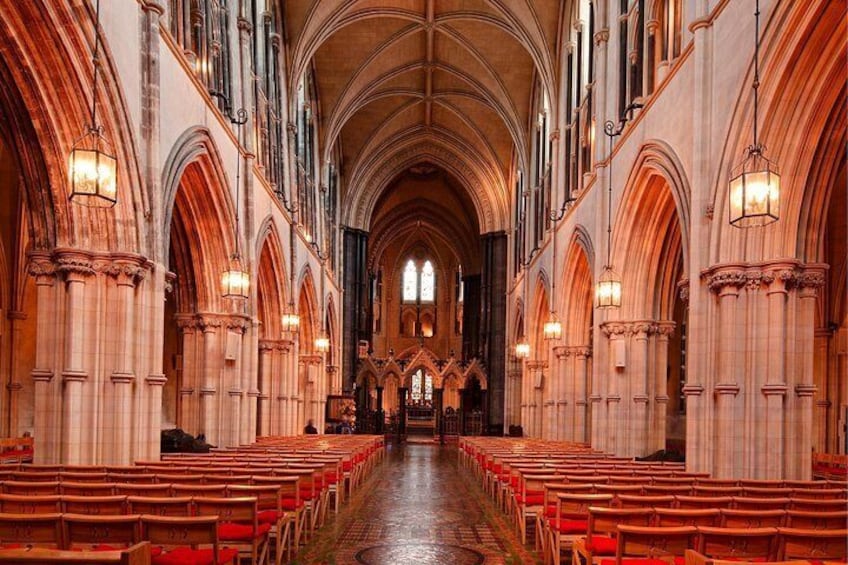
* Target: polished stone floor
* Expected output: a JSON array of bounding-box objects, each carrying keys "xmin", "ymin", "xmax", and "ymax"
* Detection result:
[{"xmin": 294, "ymin": 443, "xmax": 541, "ymax": 564}]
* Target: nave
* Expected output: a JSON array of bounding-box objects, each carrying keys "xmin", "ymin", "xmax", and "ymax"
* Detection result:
[{"xmin": 298, "ymin": 442, "xmax": 536, "ymax": 564}]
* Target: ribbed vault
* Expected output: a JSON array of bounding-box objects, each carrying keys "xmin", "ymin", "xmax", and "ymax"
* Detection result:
[{"xmin": 283, "ymin": 0, "xmax": 565, "ymax": 232}]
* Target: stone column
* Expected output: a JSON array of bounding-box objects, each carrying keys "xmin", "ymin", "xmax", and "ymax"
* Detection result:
[
  {"xmin": 601, "ymin": 323, "xmax": 628, "ymax": 455},
  {"xmin": 199, "ymin": 316, "xmax": 221, "ymax": 445},
  {"xmin": 175, "ymin": 315, "xmax": 199, "ymax": 434},
  {"xmin": 709, "ymin": 271, "xmax": 745, "ymax": 478},
  {"xmin": 574, "ymin": 347, "xmax": 591, "ymax": 444},
  {"xmin": 5, "ymin": 310, "xmax": 26, "ymax": 438},
  {"xmin": 793, "ymin": 270, "xmax": 825, "ymax": 479},
  {"xmin": 398, "ymin": 387, "xmax": 408, "ymax": 437},
  {"xmin": 375, "ymin": 386, "xmax": 384, "ymax": 434},
  {"xmin": 763, "ymin": 270, "xmax": 790, "ymax": 479},
  {"xmin": 813, "ymin": 328, "xmax": 831, "ymax": 453},
  {"xmin": 258, "ymin": 341, "xmax": 273, "ymax": 437},
  {"xmin": 526, "ymin": 361, "xmax": 546, "ymax": 438},
  {"xmin": 28, "ymin": 256, "xmax": 58, "ymax": 463},
  {"xmin": 433, "ymin": 387, "xmax": 444, "ymax": 441},
  {"xmin": 145, "ymin": 374, "xmax": 167, "ymax": 459},
  {"xmin": 553, "ymin": 347, "xmax": 570, "ymax": 441},
  {"xmin": 654, "ymin": 322, "xmax": 675, "ymax": 452},
  {"xmin": 57, "ymin": 255, "xmax": 94, "ymax": 465},
  {"xmin": 631, "ymin": 322, "xmax": 652, "ymax": 458},
  {"xmin": 110, "ymin": 262, "xmax": 143, "ymax": 465}
]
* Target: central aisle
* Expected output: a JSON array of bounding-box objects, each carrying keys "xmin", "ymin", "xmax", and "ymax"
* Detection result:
[{"xmin": 296, "ymin": 443, "xmax": 540, "ymax": 564}]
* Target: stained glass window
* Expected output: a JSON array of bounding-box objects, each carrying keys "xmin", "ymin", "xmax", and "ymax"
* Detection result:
[
  {"xmin": 421, "ymin": 260, "xmax": 435, "ymax": 302},
  {"xmin": 403, "ymin": 260, "xmax": 417, "ymax": 302},
  {"xmin": 411, "ymin": 370, "xmax": 422, "ymax": 401},
  {"xmin": 424, "ymin": 374, "xmax": 433, "ymax": 402}
]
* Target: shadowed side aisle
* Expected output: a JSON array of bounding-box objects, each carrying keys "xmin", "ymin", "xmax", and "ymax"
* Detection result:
[{"xmin": 294, "ymin": 443, "xmax": 541, "ymax": 564}]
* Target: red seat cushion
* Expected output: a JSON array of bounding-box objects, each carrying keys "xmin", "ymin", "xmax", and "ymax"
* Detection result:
[
  {"xmin": 545, "ymin": 504, "xmax": 558, "ymax": 517},
  {"xmin": 585, "ymin": 536, "xmax": 617, "ymax": 555},
  {"xmin": 218, "ymin": 522, "xmax": 271, "ymax": 541},
  {"xmin": 600, "ymin": 559, "xmax": 685, "ymax": 565},
  {"xmin": 342, "ymin": 462, "xmax": 352, "ymax": 471},
  {"xmin": 515, "ymin": 493, "xmax": 545, "ymax": 505},
  {"xmin": 281, "ymin": 497, "xmax": 303, "ymax": 511},
  {"xmin": 152, "ymin": 547, "xmax": 239, "ymax": 565},
  {"xmin": 551, "ymin": 519, "xmax": 588, "ymax": 534},
  {"xmin": 257, "ymin": 509, "xmax": 284, "ymax": 524}
]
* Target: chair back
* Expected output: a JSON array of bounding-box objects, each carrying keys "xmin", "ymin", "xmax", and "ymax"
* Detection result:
[
  {"xmin": 696, "ymin": 526, "xmax": 778, "ymax": 561},
  {"xmin": 127, "ymin": 496, "xmax": 192, "ymax": 517},
  {"xmin": 0, "ymin": 512, "xmax": 62, "ymax": 547},
  {"xmin": 0, "ymin": 493, "xmax": 61, "ymax": 513},
  {"xmin": 62, "ymin": 495, "xmax": 128, "ymax": 515},
  {"xmin": 617, "ymin": 494, "xmax": 675, "ymax": 508},
  {"xmin": 719, "ymin": 508, "xmax": 785, "ymax": 528},
  {"xmin": 654, "ymin": 508, "xmax": 721, "ymax": 527},
  {"xmin": 62, "ymin": 513, "xmax": 141, "ymax": 550},
  {"xmin": 3, "ymin": 480, "xmax": 60, "ymax": 495},
  {"xmin": 61, "ymin": 482, "xmax": 117, "ymax": 497},
  {"xmin": 776, "ymin": 527, "xmax": 847, "ymax": 561},
  {"xmin": 615, "ymin": 525, "xmax": 697, "ymax": 563}
]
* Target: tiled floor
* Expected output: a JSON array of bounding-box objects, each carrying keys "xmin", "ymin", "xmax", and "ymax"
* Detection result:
[{"xmin": 294, "ymin": 443, "xmax": 542, "ymax": 564}]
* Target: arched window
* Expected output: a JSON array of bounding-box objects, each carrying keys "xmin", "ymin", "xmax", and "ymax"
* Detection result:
[
  {"xmin": 410, "ymin": 369, "xmax": 433, "ymax": 404},
  {"xmin": 401, "ymin": 259, "xmax": 436, "ymax": 303},
  {"xmin": 403, "ymin": 260, "xmax": 418, "ymax": 302}
]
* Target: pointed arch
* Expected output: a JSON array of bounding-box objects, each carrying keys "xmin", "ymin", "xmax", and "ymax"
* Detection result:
[
  {"xmin": 255, "ymin": 217, "xmax": 288, "ymax": 339},
  {"xmin": 297, "ymin": 266, "xmax": 319, "ymax": 353}
]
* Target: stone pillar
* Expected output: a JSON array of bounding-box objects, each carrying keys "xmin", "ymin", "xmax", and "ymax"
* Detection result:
[
  {"xmin": 176, "ymin": 315, "xmax": 198, "ymax": 434},
  {"xmin": 5, "ymin": 310, "xmax": 26, "ymax": 438},
  {"xmin": 711, "ymin": 272, "xmax": 745, "ymax": 478},
  {"xmin": 793, "ymin": 271, "xmax": 825, "ymax": 479},
  {"xmin": 110, "ymin": 262, "xmax": 143, "ymax": 465},
  {"xmin": 375, "ymin": 386, "xmax": 384, "ymax": 434},
  {"xmin": 553, "ymin": 347, "xmax": 570, "ymax": 441},
  {"xmin": 58, "ymin": 256, "xmax": 93, "ymax": 465},
  {"xmin": 398, "ymin": 387, "xmax": 408, "ymax": 437},
  {"xmin": 813, "ymin": 328, "xmax": 831, "ymax": 453},
  {"xmin": 29, "ymin": 255, "xmax": 57, "ymax": 463},
  {"xmin": 199, "ymin": 316, "xmax": 221, "ymax": 445},
  {"xmin": 145, "ymin": 374, "xmax": 167, "ymax": 459},
  {"xmin": 631, "ymin": 322, "xmax": 651, "ymax": 458},
  {"xmin": 601, "ymin": 323, "xmax": 627, "ymax": 455},
  {"xmin": 654, "ymin": 323, "xmax": 675, "ymax": 452},
  {"xmin": 526, "ymin": 361, "xmax": 546, "ymax": 438},
  {"xmin": 434, "ymin": 387, "xmax": 444, "ymax": 441},
  {"xmin": 258, "ymin": 341, "xmax": 273, "ymax": 436},
  {"xmin": 763, "ymin": 270, "xmax": 790, "ymax": 479},
  {"xmin": 574, "ymin": 347, "xmax": 591, "ymax": 444}
]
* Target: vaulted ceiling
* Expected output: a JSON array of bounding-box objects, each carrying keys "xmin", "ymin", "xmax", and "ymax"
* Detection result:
[{"xmin": 283, "ymin": 0, "xmax": 566, "ymax": 233}]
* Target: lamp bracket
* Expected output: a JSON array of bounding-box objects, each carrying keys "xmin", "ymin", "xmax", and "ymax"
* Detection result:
[
  {"xmin": 522, "ymin": 246, "xmax": 541, "ymax": 267},
  {"xmin": 604, "ymin": 102, "xmax": 644, "ymax": 139},
  {"xmin": 209, "ymin": 90, "xmax": 248, "ymax": 125}
]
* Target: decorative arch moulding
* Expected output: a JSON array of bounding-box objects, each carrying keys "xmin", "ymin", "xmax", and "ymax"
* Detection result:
[
  {"xmin": 600, "ymin": 320, "xmax": 676, "ymax": 338},
  {"xmin": 700, "ymin": 261, "xmax": 829, "ymax": 294}
]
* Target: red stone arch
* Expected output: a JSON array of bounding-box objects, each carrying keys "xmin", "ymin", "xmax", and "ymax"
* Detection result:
[
  {"xmin": 561, "ymin": 228, "xmax": 594, "ymax": 345},
  {"xmin": 255, "ymin": 217, "xmax": 288, "ymax": 339},
  {"xmin": 611, "ymin": 142, "xmax": 689, "ymax": 320},
  {"xmin": 0, "ymin": 1, "xmax": 145, "ymax": 252},
  {"xmin": 165, "ymin": 132, "xmax": 238, "ymax": 313},
  {"xmin": 531, "ymin": 272, "xmax": 551, "ymax": 357},
  {"xmin": 710, "ymin": 1, "xmax": 846, "ymax": 263},
  {"xmin": 297, "ymin": 267, "xmax": 319, "ymax": 354}
]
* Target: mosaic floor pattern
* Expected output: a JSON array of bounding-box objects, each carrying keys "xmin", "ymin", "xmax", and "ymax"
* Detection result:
[{"xmin": 293, "ymin": 443, "xmax": 542, "ymax": 564}]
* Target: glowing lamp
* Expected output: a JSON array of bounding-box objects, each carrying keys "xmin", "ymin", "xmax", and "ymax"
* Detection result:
[
  {"xmin": 596, "ymin": 266, "xmax": 622, "ymax": 308},
  {"xmin": 222, "ymin": 255, "xmax": 250, "ymax": 299},
  {"xmin": 515, "ymin": 341, "xmax": 530, "ymax": 359},
  {"xmin": 282, "ymin": 311, "xmax": 300, "ymax": 333},
  {"xmin": 315, "ymin": 335, "xmax": 330, "ymax": 352},
  {"xmin": 729, "ymin": 146, "xmax": 780, "ymax": 227},
  {"xmin": 543, "ymin": 316, "xmax": 562, "ymax": 341},
  {"xmin": 69, "ymin": 128, "xmax": 117, "ymax": 207}
]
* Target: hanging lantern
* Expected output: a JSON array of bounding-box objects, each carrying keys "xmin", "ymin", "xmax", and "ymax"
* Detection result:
[
  {"xmin": 595, "ymin": 265, "xmax": 622, "ymax": 308},
  {"xmin": 729, "ymin": 0, "xmax": 779, "ymax": 229},
  {"xmin": 315, "ymin": 334, "xmax": 330, "ymax": 353},
  {"xmin": 729, "ymin": 145, "xmax": 780, "ymax": 227},
  {"xmin": 543, "ymin": 315, "xmax": 562, "ymax": 341},
  {"xmin": 69, "ymin": 128, "xmax": 117, "ymax": 208},
  {"xmin": 282, "ymin": 310, "xmax": 300, "ymax": 333},
  {"xmin": 221, "ymin": 255, "xmax": 250, "ymax": 299},
  {"xmin": 515, "ymin": 340, "xmax": 530, "ymax": 359}
]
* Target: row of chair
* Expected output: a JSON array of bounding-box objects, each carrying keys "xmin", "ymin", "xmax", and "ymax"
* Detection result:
[{"xmin": 0, "ymin": 510, "xmax": 259, "ymax": 565}]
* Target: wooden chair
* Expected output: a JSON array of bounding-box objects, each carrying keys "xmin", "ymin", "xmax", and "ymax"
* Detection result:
[
  {"xmin": 171, "ymin": 483, "xmax": 227, "ymax": 498},
  {"xmin": 107, "ymin": 473, "xmax": 156, "ymax": 484},
  {"xmin": 59, "ymin": 472, "xmax": 109, "ymax": 483},
  {"xmin": 693, "ymin": 486, "xmax": 743, "ymax": 498},
  {"xmin": 253, "ymin": 475, "xmax": 306, "ymax": 557},
  {"xmin": 719, "ymin": 509, "xmax": 785, "ymax": 528},
  {"xmin": 514, "ymin": 472, "xmax": 562, "ymax": 546},
  {"xmin": 61, "ymin": 513, "xmax": 140, "ymax": 551},
  {"xmin": 0, "ymin": 494, "xmax": 61, "ymax": 513},
  {"xmin": 617, "ymin": 494, "xmax": 675, "ymax": 508},
  {"xmin": 790, "ymin": 487, "xmax": 846, "ymax": 499},
  {"xmin": 788, "ymin": 497, "xmax": 846, "ymax": 512},
  {"xmin": 11, "ymin": 471, "xmax": 58, "ymax": 482},
  {"xmin": 653, "ymin": 508, "xmax": 721, "ymax": 527},
  {"xmin": 675, "ymin": 496, "xmax": 733, "ymax": 510},
  {"xmin": 154, "ymin": 473, "xmax": 204, "ymax": 485},
  {"xmin": 114, "ymin": 483, "xmax": 171, "ymax": 497},
  {"xmin": 696, "ymin": 479, "xmax": 739, "ymax": 488},
  {"xmin": 141, "ymin": 515, "xmax": 238, "ymax": 565},
  {"xmin": 228, "ymin": 484, "xmax": 291, "ymax": 565},
  {"xmin": 3, "ymin": 480, "xmax": 60, "ymax": 496},
  {"xmin": 61, "ymin": 495, "xmax": 127, "ymax": 515},
  {"xmin": 0, "ymin": 512, "xmax": 63, "ymax": 548},
  {"xmin": 696, "ymin": 526, "xmax": 778, "ymax": 561},
  {"xmin": 784, "ymin": 509, "xmax": 847, "ymax": 529},
  {"xmin": 571, "ymin": 507, "xmax": 653, "ymax": 565},
  {"xmin": 644, "ymin": 485, "xmax": 693, "ymax": 496},
  {"xmin": 536, "ymin": 483, "xmax": 592, "ymax": 554},
  {"xmin": 731, "ymin": 497, "xmax": 790, "ymax": 511},
  {"xmin": 60, "ymin": 482, "xmax": 117, "ymax": 497},
  {"xmin": 127, "ymin": 496, "xmax": 192, "ymax": 517},
  {"xmin": 604, "ymin": 525, "xmax": 698, "ymax": 565},
  {"xmin": 683, "ymin": 548, "xmax": 806, "ymax": 565},
  {"xmin": 741, "ymin": 487, "xmax": 793, "ymax": 498},
  {"xmin": 0, "ymin": 542, "xmax": 151, "ymax": 564},
  {"xmin": 194, "ymin": 496, "xmax": 270, "ymax": 565},
  {"xmin": 547, "ymin": 493, "xmax": 613, "ymax": 565},
  {"xmin": 776, "ymin": 527, "xmax": 847, "ymax": 561}
]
